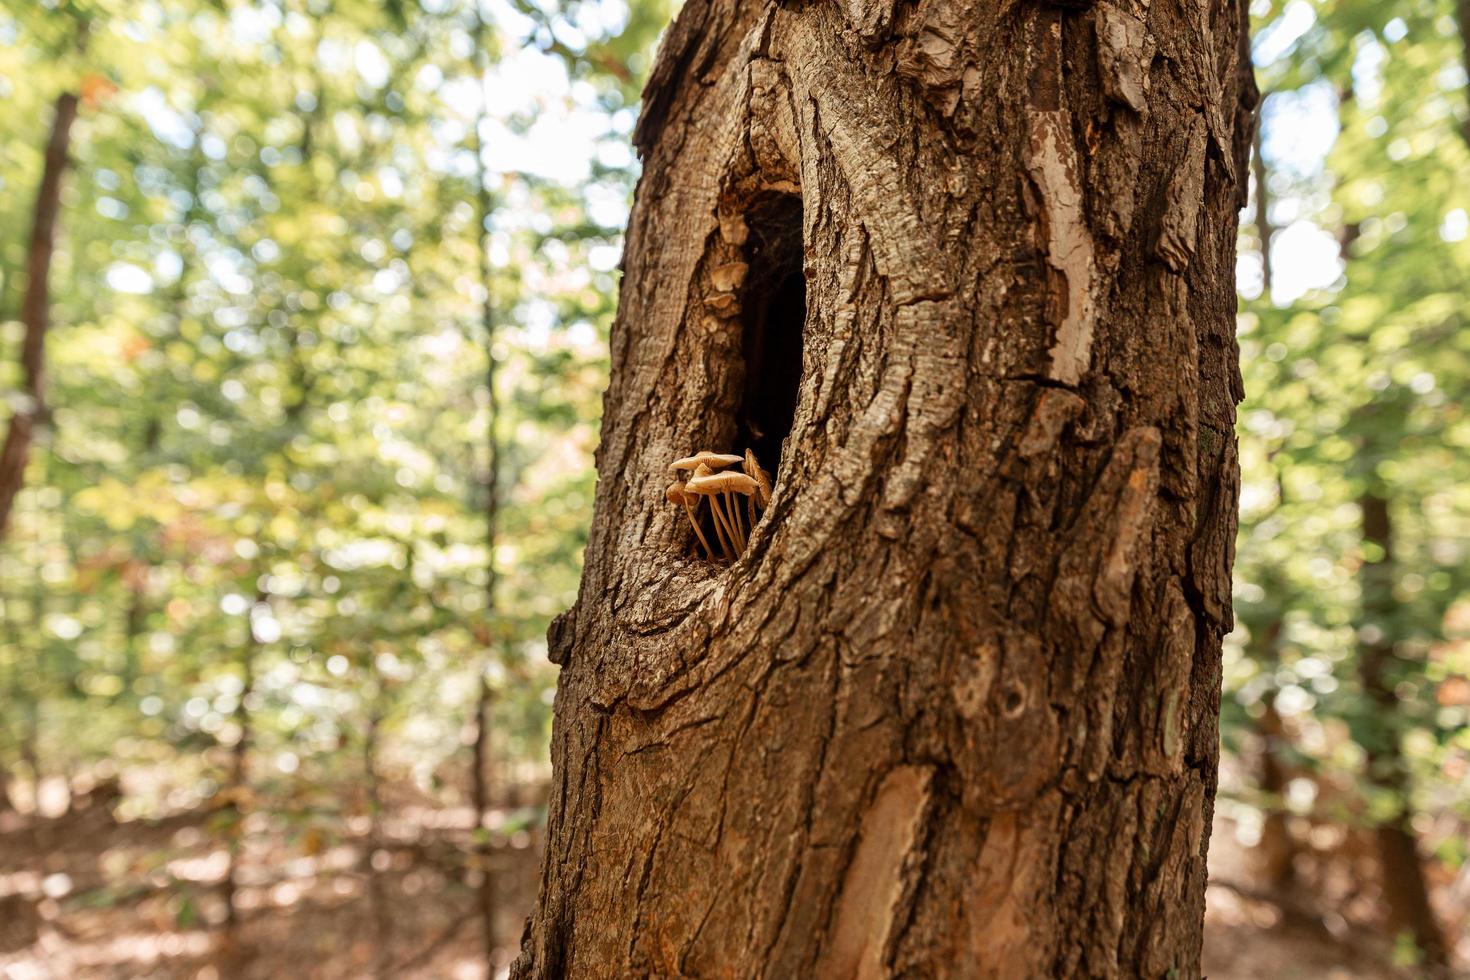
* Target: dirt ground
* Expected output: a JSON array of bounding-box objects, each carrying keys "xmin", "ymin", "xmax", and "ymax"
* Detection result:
[
  {"xmin": 1201, "ymin": 820, "xmax": 1402, "ymax": 980},
  {"xmin": 0, "ymin": 797, "xmax": 1429, "ymax": 979},
  {"xmin": 0, "ymin": 787, "xmax": 541, "ymax": 980}
]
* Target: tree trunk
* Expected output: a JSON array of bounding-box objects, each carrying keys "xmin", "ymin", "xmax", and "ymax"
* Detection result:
[
  {"xmin": 1356, "ymin": 492, "xmax": 1448, "ymax": 972},
  {"xmin": 0, "ymin": 582, "xmax": 18, "ymax": 813},
  {"xmin": 20, "ymin": 697, "xmax": 41, "ymax": 813},
  {"xmin": 470, "ymin": 0, "xmax": 504, "ymax": 965},
  {"xmin": 0, "ymin": 90, "xmax": 80, "ymax": 542},
  {"xmin": 1458, "ymin": 0, "xmax": 1470, "ymax": 150},
  {"xmin": 471, "ymin": 674, "xmax": 499, "ymax": 963},
  {"xmin": 1251, "ymin": 110, "xmax": 1274, "ymax": 295},
  {"xmin": 19, "ymin": 549, "xmax": 45, "ymax": 811},
  {"xmin": 516, "ymin": 1, "xmax": 1256, "ymax": 975},
  {"xmin": 1252, "ymin": 619, "xmax": 1298, "ymax": 893},
  {"xmin": 363, "ymin": 695, "xmax": 393, "ymax": 980},
  {"xmin": 221, "ymin": 586, "xmax": 265, "ymax": 957}
]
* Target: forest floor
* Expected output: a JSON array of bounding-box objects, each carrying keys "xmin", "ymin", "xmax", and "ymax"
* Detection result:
[
  {"xmin": 0, "ymin": 792, "xmax": 1415, "ymax": 979},
  {"xmin": 1202, "ymin": 821, "xmax": 1400, "ymax": 980}
]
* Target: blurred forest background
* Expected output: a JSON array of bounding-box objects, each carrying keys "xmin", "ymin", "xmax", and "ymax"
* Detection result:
[{"xmin": 0, "ymin": 0, "xmax": 1465, "ymax": 977}]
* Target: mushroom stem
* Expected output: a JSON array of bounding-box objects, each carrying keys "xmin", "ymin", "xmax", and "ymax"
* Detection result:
[
  {"xmin": 682, "ymin": 499, "xmax": 716, "ymax": 560},
  {"xmin": 732, "ymin": 493, "xmax": 749, "ymax": 549},
  {"xmin": 721, "ymin": 493, "xmax": 747, "ymax": 553},
  {"xmin": 723, "ymin": 490, "xmax": 740, "ymax": 543},
  {"xmin": 710, "ymin": 493, "xmax": 739, "ymax": 558}
]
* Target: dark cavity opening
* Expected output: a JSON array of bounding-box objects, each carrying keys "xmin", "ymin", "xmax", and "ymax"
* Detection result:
[{"xmin": 735, "ymin": 192, "xmax": 806, "ymax": 474}]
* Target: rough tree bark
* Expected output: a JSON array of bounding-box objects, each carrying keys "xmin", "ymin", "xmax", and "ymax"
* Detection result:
[
  {"xmin": 516, "ymin": 0, "xmax": 1256, "ymax": 975},
  {"xmin": 0, "ymin": 90, "xmax": 80, "ymax": 543}
]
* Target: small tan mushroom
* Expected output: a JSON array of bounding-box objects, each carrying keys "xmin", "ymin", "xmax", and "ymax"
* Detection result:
[
  {"xmin": 742, "ymin": 449, "xmax": 772, "ymax": 525},
  {"xmin": 688, "ymin": 468, "xmax": 758, "ymax": 554},
  {"xmin": 667, "ymin": 480, "xmax": 716, "ymax": 560},
  {"xmin": 668, "ymin": 451, "xmax": 743, "ymax": 476},
  {"xmin": 686, "ymin": 464, "xmax": 735, "ymax": 559},
  {"xmin": 687, "ymin": 469, "xmax": 759, "ymax": 496}
]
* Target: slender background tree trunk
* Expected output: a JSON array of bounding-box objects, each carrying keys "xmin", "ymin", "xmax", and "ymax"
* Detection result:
[
  {"xmin": 1457, "ymin": 0, "xmax": 1470, "ymax": 149},
  {"xmin": 220, "ymin": 583, "xmax": 266, "ymax": 958},
  {"xmin": 470, "ymin": 0, "xmax": 504, "ymax": 964},
  {"xmin": 1252, "ymin": 617, "xmax": 1299, "ymax": 894},
  {"xmin": 0, "ymin": 90, "xmax": 79, "ymax": 542},
  {"xmin": 1251, "ymin": 112, "xmax": 1274, "ymax": 296},
  {"xmin": 517, "ymin": 0, "xmax": 1257, "ymax": 975},
  {"xmin": 470, "ymin": 675, "xmax": 499, "ymax": 963},
  {"xmin": 1356, "ymin": 491, "xmax": 1449, "ymax": 972},
  {"xmin": 363, "ymin": 686, "xmax": 393, "ymax": 980}
]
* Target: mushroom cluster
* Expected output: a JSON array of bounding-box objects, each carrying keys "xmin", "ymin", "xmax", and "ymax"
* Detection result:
[{"xmin": 666, "ymin": 449, "xmax": 772, "ymax": 561}]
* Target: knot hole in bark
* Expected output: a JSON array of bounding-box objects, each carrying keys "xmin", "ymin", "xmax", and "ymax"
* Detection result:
[{"xmin": 734, "ymin": 191, "xmax": 805, "ymax": 476}]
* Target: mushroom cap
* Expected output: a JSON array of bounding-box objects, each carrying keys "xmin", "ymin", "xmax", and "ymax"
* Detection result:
[
  {"xmin": 669, "ymin": 451, "xmax": 743, "ymax": 475},
  {"xmin": 666, "ymin": 480, "xmax": 692, "ymax": 506},
  {"xmin": 743, "ymin": 449, "xmax": 772, "ymax": 506},
  {"xmin": 687, "ymin": 469, "xmax": 759, "ymax": 496}
]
